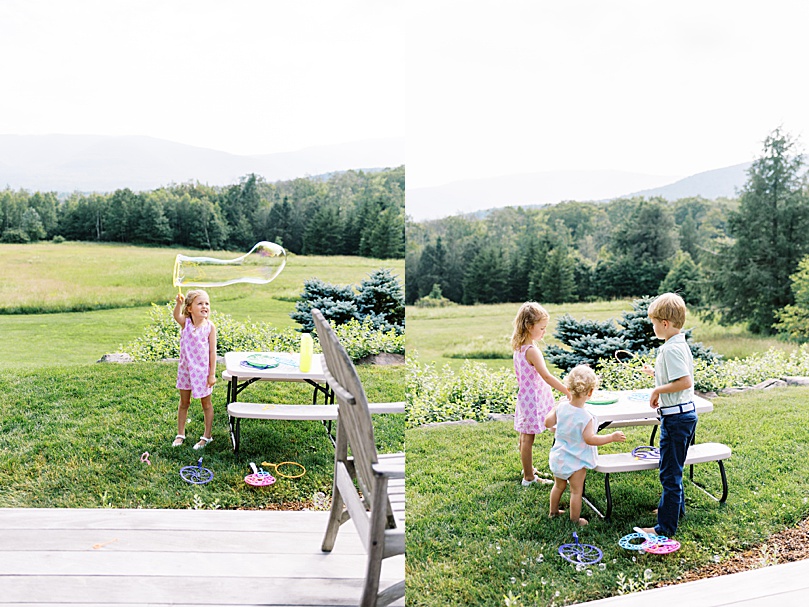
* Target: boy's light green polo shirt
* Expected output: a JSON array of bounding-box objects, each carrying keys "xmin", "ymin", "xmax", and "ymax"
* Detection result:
[{"xmin": 654, "ymin": 332, "xmax": 694, "ymax": 408}]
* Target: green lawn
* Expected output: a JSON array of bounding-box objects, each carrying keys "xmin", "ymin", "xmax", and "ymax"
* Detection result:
[
  {"xmin": 0, "ymin": 242, "xmax": 404, "ymax": 314},
  {"xmin": 407, "ymin": 300, "xmax": 794, "ymax": 371},
  {"xmin": 405, "ymin": 387, "xmax": 809, "ymax": 605},
  {"xmin": 0, "ymin": 242, "xmax": 405, "ymax": 511},
  {"xmin": 0, "ymin": 363, "xmax": 403, "ymax": 509},
  {"xmin": 0, "ymin": 243, "xmax": 404, "ymax": 368}
]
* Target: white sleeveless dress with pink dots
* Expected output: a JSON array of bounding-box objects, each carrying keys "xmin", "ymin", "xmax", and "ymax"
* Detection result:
[{"xmin": 513, "ymin": 344, "xmax": 555, "ymax": 434}]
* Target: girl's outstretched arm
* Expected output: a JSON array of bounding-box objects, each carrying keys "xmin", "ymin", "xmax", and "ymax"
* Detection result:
[
  {"xmin": 206, "ymin": 323, "xmax": 218, "ymax": 388},
  {"xmin": 544, "ymin": 406, "xmax": 558, "ymax": 430},
  {"xmin": 525, "ymin": 346, "xmax": 571, "ymax": 399},
  {"xmin": 173, "ymin": 293, "xmax": 185, "ymax": 327},
  {"xmin": 582, "ymin": 419, "xmax": 625, "ymax": 446}
]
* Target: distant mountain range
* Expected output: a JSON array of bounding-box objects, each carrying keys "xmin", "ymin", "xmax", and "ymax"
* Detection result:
[
  {"xmin": 407, "ymin": 162, "xmax": 753, "ymax": 221},
  {"xmin": 0, "ymin": 134, "xmax": 405, "ymax": 193}
]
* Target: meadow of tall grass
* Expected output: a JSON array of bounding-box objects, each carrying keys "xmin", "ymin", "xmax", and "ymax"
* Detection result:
[
  {"xmin": 0, "ymin": 242, "xmax": 404, "ymax": 367},
  {"xmin": 406, "ymin": 300, "xmax": 795, "ymax": 371}
]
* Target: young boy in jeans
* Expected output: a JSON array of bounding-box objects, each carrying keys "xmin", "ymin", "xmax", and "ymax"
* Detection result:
[{"xmin": 640, "ymin": 293, "xmax": 697, "ymax": 538}]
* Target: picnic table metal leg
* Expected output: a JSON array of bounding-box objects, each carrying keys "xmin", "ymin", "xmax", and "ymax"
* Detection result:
[
  {"xmin": 688, "ymin": 459, "xmax": 729, "ymax": 503},
  {"xmin": 232, "ymin": 418, "xmax": 241, "ymax": 453},
  {"xmin": 581, "ymin": 476, "xmax": 606, "ymax": 520},
  {"xmin": 227, "ymin": 375, "xmax": 239, "ymax": 452},
  {"xmin": 718, "ymin": 460, "xmax": 728, "ymax": 502}
]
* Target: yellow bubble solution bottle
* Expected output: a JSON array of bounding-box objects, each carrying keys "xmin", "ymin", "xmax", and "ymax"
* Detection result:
[{"xmin": 299, "ymin": 333, "xmax": 313, "ymax": 373}]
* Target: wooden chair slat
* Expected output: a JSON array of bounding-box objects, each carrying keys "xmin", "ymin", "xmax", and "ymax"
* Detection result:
[{"xmin": 313, "ymin": 309, "xmax": 405, "ymax": 607}]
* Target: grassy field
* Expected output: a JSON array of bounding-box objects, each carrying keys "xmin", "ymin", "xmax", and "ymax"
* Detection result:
[
  {"xmin": 406, "ymin": 387, "xmax": 809, "ymax": 605},
  {"xmin": 0, "ymin": 242, "xmax": 404, "ymax": 368},
  {"xmin": 407, "ymin": 300, "xmax": 796, "ymax": 371},
  {"xmin": 0, "ymin": 242, "xmax": 404, "ymax": 510},
  {"xmin": 0, "ymin": 363, "xmax": 403, "ymax": 508},
  {"xmin": 406, "ymin": 299, "xmax": 809, "ymax": 603}
]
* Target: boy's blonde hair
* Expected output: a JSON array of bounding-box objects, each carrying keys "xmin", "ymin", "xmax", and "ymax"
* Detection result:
[
  {"xmin": 182, "ymin": 289, "xmax": 210, "ymax": 318},
  {"xmin": 648, "ymin": 292, "xmax": 687, "ymax": 329},
  {"xmin": 564, "ymin": 364, "xmax": 600, "ymax": 398},
  {"xmin": 511, "ymin": 301, "xmax": 549, "ymax": 351}
]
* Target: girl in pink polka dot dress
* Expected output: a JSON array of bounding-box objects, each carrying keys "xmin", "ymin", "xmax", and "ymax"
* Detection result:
[
  {"xmin": 172, "ymin": 290, "xmax": 218, "ymax": 450},
  {"xmin": 512, "ymin": 302, "xmax": 570, "ymax": 486}
]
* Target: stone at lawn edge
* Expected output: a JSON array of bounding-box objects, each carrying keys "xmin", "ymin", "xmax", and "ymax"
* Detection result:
[
  {"xmin": 782, "ymin": 376, "xmax": 809, "ymax": 386},
  {"xmin": 97, "ymin": 353, "xmax": 134, "ymax": 363}
]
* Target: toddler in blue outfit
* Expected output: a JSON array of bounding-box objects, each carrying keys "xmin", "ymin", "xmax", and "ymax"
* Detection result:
[{"xmin": 545, "ymin": 365, "xmax": 625, "ymax": 526}]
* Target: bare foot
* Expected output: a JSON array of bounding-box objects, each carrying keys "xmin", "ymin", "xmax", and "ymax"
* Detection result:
[
  {"xmin": 574, "ymin": 517, "xmax": 589, "ymax": 526},
  {"xmin": 548, "ymin": 509, "xmax": 566, "ymax": 518}
]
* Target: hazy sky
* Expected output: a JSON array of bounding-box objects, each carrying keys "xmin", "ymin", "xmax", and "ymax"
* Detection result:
[
  {"xmin": 408, "ymin": 1, "xmax": 809, "ymax": 189},
  {"xmin": 0, "ymin": 0, "xmax": 404, "ymax": 156}
]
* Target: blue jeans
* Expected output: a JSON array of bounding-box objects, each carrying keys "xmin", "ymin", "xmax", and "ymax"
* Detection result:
[{"xmin": 654, "ymin": 411, "xmax": 697, "ymax": 537}]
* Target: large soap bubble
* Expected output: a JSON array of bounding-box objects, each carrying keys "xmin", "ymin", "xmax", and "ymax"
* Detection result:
[{"xmin": 173, "ymin": 241, "xmax": 286, "ymax": 288}]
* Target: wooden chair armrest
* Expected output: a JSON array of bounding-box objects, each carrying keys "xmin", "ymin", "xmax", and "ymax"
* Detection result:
[{"xmin": 372, "ymin": 462, "xmax": 405, "ymax": 479}]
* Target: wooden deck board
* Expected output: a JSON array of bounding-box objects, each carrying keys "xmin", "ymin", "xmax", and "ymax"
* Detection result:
[
  {"xmin": 579, "ymin": 558, "xmax": 809, "ymax": 606},
  {"xmin": 0, "ymin": 508, "xmax": 404, "ymax": 606}
]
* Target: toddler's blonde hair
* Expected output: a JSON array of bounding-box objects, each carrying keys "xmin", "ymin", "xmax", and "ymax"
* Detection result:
[
  {"xmin": 648, "ymin": 292, "xmax": 687, "ymax": 329},
  {"xmin": 511, "ymin": 301, "xmax": 549, "ymax": 351},
  {"xmin": 182, "ymin": 289, "xmax": 210, "ymax": 319},
  {"xmin": 564, "ymin": 364, "xmax": 599, "ymax": 398}
]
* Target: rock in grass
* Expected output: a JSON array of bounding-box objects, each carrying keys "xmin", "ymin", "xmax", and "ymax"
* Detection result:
[
  {"xmin": 357, "ymin": 353, "xmax": 405, "ymax": 365},
  {"xmin": 97, "ymin": 353, "xmax": 133, "ymax": 363},
  {"xmin": 782, "ymin": 376, "xmax": 809, "ymax": 386}
]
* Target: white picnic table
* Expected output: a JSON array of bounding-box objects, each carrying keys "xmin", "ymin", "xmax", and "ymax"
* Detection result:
[{"xmin": 584, "ymin": 388, "xmax": 713, "ymax": 433}]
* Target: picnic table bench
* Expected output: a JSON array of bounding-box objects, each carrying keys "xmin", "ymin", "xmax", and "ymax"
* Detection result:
[
  {"xmin": 227, "ymin": 401, "xmax": 405, "ymax": 451},
  {"xmin": 584, "ymin": 442, "xmax": 731, "ymax": 519},
  {"xmin": 581, "ymin": 391, "xmax": 731, "ymax": 519}
]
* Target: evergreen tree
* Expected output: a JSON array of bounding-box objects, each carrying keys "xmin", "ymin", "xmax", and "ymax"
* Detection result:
[
  {"xmin": 507, "ymin": 236, "xmax": 535, "ymax": 302},
  {"xmin": 540, "ymin": 245, "xmax": 577, "ymax": 303},
  {"xmin": 708, "ymin": 128, "xmax": 809, "ymax": 333},
  {"xmin": 678, "ymin": 211, "xmax": 700, "ymax": 262},
  {"xmin": 659, "ymin": 251, "xmax": 703, "ymax": 306},
  {"xmin": 363, "ymin": 206, "xmax": 404, "ymax": 259},
  {"xmin": 131, "ymin": 195, "xmax": 171, "ymax": 244},
  {"xmin": 354, "ymin": 268, "xmax": 405, "ymax": 332},
  {"xmin": 462, "ymin": 246, "xmax": 508, "ymax": 304},
  {"xmin": 545, "ymin": 298, "xmax": 719, "ymax": 372},
  {"xmin": 105, "ymin": 188, "xmax": 138, "ymax": 242},
  {"xmin": 415, "ymin": 238, "xmax": 447, "ymax": 300},
  {"xmin": 290, "ymin": 278, "xmax": 358, "ymax": 332},
  {"xmin": 303, "ymin": 206, "xmax": 343, "ymax": 255}
]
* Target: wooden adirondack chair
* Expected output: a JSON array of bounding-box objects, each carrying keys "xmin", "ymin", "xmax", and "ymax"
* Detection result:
[{"xmin": 312, "ymin": 309, "xmax": 405, "ymax": 607}]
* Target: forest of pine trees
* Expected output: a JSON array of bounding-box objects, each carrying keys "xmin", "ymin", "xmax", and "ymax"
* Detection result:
[
  {"xmin": 0, "ymin": 167, "xmax": 405, "ymax": 259},
  {"xmin": 407, "ymin": 129, "xmax": 809, "ymax": 336}
]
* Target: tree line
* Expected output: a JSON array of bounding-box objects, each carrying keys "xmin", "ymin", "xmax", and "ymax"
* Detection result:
[
  {"xmin": 0, "ymin": 166, "xmax": 405, "ymax": 259},
  {"xmin": 407, "ymin": 128, "xmax": 809, "ymax": 336}
]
